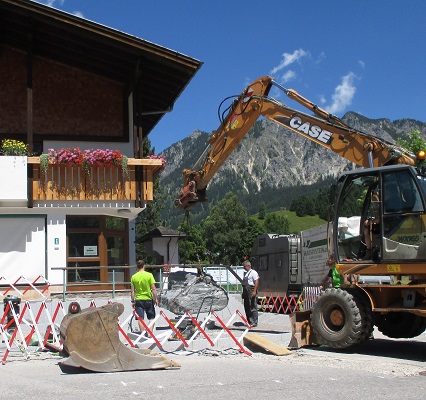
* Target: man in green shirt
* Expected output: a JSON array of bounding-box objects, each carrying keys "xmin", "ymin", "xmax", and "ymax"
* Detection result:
[
  {"xmin": 321, "ymin": 254, "xmax": 344, "ymax": 289},
  {"xmin": 131, "ymin": 260, "xmax": 158, "ymax": 332}
]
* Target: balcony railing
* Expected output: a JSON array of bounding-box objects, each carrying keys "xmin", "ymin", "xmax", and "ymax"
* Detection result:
[{"xmin": 27, "ymin": 157, "xmax": 162, "ymax": 206}]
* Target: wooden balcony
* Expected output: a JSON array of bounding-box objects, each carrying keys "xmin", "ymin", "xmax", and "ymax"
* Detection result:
[{"xmin": 27, "ymin": 157, "xmax": 163, "ymax": 206}]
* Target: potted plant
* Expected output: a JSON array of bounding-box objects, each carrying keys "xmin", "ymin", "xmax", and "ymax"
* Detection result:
[
  {"xmin": 0, "ymin": 139, "xmax": 28, "ymax": 156},
  {"xmin": 0, "ymin": 139, "xmax": 29, "ymax": 201},
  {"xmin": 147, "ymin": 154, "xmax": 166, "ymax": 172},
  {"xmin": 40, "ymin": 147, "xmax": 129, "ymax": 178}
]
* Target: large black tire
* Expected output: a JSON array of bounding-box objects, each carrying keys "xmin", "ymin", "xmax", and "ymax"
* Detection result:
[
  {"xmin": 374, "ymin": 313, "xmax": 426, "ymax": 338},
  {"xmin": 347, "ymin": 289, "xmax": 374, "ymax": 342},
  {"xmin": 311, "ymin": 288, "xmax": 363, "ymax": 349}
]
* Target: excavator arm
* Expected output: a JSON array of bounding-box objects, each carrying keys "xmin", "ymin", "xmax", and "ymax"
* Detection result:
[{"xmin": 175, "ymin": 75, "xmax": 416, "ymax": 210}]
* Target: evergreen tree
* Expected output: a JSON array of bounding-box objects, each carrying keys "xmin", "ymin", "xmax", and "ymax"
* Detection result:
[
  {"xmin": 305, "ymin": 195, "xmax": 316, "ymax": 216},
  {"xmin": 264, "ymin": 213, "xmax": 290, "ymax": 234},
  {"xmin": 258, "ymin": 202, "xmax": 266, "ymax": 220},
  {"xmin": 201, "ymin": 192, "xmax": 251, "ymax": 264},
  {"xmin": 315, "ymin": 187, "xmax": 332, "ymax": 221},
  {"xmin": 245, "ymin": 217, "xmax": 265, "ymax": 256},
  {"xmin": 177, "ymin": 221, "xmax": 209, "ymax": 264}
]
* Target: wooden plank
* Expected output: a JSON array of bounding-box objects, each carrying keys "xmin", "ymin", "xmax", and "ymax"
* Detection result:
[
  {"xmin": 144, "ymin": 167, "xmax": 154, "ymax": 201},
  {"xmin": 65, "ymin": 167, "xmax": 73, "ymax": 200},
  {"xmin": 45, "ymin": 166, "xmax": 55, "ymax": 200},
  {"xmin": 111, "ymin": 167, "xmax": 118, "ymax": 200},
  {"xmin": 32, "ymin": 164, "xmax": 39, "ymax": 201},
  {"xmin": 243, "ymin": 333, "xmax": 292, "ymax": 356}
]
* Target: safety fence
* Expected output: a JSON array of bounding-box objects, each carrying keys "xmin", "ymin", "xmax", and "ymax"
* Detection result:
[
  {"xmin": 0, "ymin": 266, "xmax": 244, "ymax": 303},
  {"xmin": 119, "ymin": 307, "xmax": 252, "ymax": 356},
  {"xmin": 1, "ymin": 299, "xmax": 65, "ymax": 364},
  {"xmin": 0, "ymin": 275, "xmax": 50, "ymax": 299},
  {"xmin": 1, "ymin": 298, "xmax": 252, "ymax": 364},
  {"xmin": 259, "ymin": 286, "xmax": 321, "ymax": 314}
]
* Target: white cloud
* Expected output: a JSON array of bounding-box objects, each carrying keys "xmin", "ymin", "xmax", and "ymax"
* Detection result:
[
  {"xmin": 281, "ymin": 70, "xmax": 296, "ymax": 83},
  {"xmin": 326, "ymin": 72, "xmax": 357, "ymax": 114},
  {"xmin": 315, "ymin": 52, "xmax": 326, "ymax": 65},
  {"xmin": 43, "ymin": 0, "xmax": 65, "ymax": 7},
  {"xmin": 36, "ymin": 1, "xmax": 84, "ymax": 18},
  {"xmin": 270, "ymin": 49, "xmax": 308, "ymax": 75},
  {"xmin": 358, "ymin": 60, "xmax": 366, "ymax": 69}
]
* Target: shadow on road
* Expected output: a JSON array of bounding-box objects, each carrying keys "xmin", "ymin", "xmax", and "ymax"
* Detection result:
[{"xmin": 311, "ymin": 338, "xmax": 426, "ymax": 362}]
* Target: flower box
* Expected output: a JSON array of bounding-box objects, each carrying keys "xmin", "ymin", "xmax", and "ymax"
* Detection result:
[{"xmin": 0, "ymin": 156, "xmax": 28, "ymax": 201}]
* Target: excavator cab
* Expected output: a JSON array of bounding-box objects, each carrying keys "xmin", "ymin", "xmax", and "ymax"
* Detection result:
[{"xmin": 333, "ymin": 164, "xmax": 426, "ymax": 265}]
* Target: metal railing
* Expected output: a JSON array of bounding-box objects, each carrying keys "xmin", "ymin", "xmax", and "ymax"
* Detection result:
[
  {"xmin": 52, "ymin": 265, "xmax": 134, "ymax": 301},
  {"xmin": 52, "ymin": 264, "xmax": 245, "ymax": 301}
]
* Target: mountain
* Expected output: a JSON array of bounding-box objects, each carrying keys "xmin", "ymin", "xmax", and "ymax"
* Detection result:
[{"xmin": 159, "ymin": 113, "xmax": 426, "ymax": 229}]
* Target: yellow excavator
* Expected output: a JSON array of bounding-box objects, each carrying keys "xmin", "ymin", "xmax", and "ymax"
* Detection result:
[{"xmin": 176, "ymin": 76, "xmax": 426, "ymax": 349}]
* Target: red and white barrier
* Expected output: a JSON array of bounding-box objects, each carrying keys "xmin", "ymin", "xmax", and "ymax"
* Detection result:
[
  {"xmin": 259, "ymin": 293, "xmax": 302, "ymax": 314},
  {"xmin": 259, "ymin": 288, "xmax": 321, "ymax": 314},
  {"xmin": 1, "ymin": 299, "xmax": 255, "ymax": 364},
  {"xmin": 118, "ymin": 307, "xmax": 252, "ymax": 355},
  {"xmin": 0, "ymin": 275, "xmax": 50, "ymax": 299},
  {"xmin": 1, "ymin": 300, "xmax": 65, "ymax": 364}
]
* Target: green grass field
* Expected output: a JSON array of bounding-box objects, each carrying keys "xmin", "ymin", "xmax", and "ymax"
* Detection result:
[{"xmin": 254, "ymin": 210, "xmax": 326, "ymax": 234}]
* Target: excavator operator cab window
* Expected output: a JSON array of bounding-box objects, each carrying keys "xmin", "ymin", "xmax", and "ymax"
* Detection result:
[
  {"xmin": 381, "ymin": 169, "xmax": 426, "ymax": 261},
  {"xmin": 335, "ymin": 174, "xmax": 377, "ymax": 262},
  {"xmin": 335, "ymin": 168, "xmax": 426, "ymax": 263}
]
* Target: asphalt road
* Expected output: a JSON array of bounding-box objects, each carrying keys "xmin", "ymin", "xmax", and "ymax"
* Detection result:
[
  {"xmin": 1, "ymin": 296, "xmax": 425, "ymax": 399},
  {"xmin": 1, "ymin": 327, "xmax": 425, "ymax": 400}
]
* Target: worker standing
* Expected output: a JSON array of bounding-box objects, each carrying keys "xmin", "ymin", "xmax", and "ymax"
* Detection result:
[
  {"xmin": 131, "ymin": 259, "xmax": 158, "ymax": 333},
  {"xmin": 321, "ymin": 254, "xmax": 344, "ymax": 289},
  {"xmin": 242, "ymin": 260, "xmax": 260, "ymax": 327}
]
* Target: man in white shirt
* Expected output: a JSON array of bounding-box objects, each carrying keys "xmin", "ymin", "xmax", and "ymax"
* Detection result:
[{"xmin": 242, "ymin": 260, "xmax": 259, "ymax": 327}]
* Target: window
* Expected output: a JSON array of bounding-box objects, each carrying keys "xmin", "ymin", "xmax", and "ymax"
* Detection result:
[{"xmin": 66, "ymin": 216, "xmax": 129, "ymax": 289}]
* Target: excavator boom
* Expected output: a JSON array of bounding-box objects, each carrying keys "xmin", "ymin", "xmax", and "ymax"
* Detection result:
[{"xmin": 175, "ymin": 75, "xmax": 415, "ymax": 210}]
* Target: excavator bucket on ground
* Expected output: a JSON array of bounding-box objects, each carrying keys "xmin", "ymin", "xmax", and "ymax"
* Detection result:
[{"xmin": 59, "ymin": 302, "xmax": 180, "ymax": 373}]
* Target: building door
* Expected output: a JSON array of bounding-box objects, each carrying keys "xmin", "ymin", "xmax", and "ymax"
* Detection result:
[{"xmin": 66, "ymin": 215, "xmax": 129, "ymax": 291}]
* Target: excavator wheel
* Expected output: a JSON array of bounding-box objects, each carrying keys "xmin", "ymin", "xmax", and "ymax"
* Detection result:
[
  {"xmin": 374, "ymin": 312, "xmax": 426, "ymax": 339},
  {"xmin": 311, "ymin": 288, "xmax": 363, "ymax": 349},
  {"xmin": 346, "ymin": 289, "xmax": 374, "ymax": 342}
]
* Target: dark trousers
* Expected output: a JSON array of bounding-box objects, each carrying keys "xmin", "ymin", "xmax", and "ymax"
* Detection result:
[{"xmin": 242, "ymin": 286, "xmax": 258, "ymax": 325}]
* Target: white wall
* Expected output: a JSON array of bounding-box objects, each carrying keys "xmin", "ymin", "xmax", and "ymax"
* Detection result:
[
  {"xmin": 46, "ymin": 210, "xmax": 67, "ymax": 284},
  {"xmin": 152, "ymin": 237, "xmax": 180, "ymax": 265},
  {"xmin": 0, "ymin": 216, "xmax": 46, "ymax": 281},
  {"xmin": 128, "ymin": 218, "xmax": 137, "ymax": 273}
]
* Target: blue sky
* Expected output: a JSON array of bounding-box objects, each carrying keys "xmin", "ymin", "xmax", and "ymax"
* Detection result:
[{"xmin": 36, "ymin": 1, "xmax": 426, "ymax": 153}]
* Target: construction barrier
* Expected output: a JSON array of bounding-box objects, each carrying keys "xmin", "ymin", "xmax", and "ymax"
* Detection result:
[
  {"xmin": 300, "ymin": 286, "xmax": 322, "ymax": 311},
  {"xmin": 0, "ymin": 275, "xmax": 50, "ymax": 300},
  {"xmin": 1, "ymin": 299, "xmax": 65, "ymax": 364},
  {"xmin": 1, "ymin": 299, "xmax": 253, "ymax": 364},
  {"xmin": 119, "ymin": 307, "xmax": 252, "ymax": 355},
  {"xmin": 259, "ymin": 293, "xmax": 301, "ymax": 314},
  {"xmin": 258, "ymin": 287, "xmax": 321, "ymax": 314}
]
